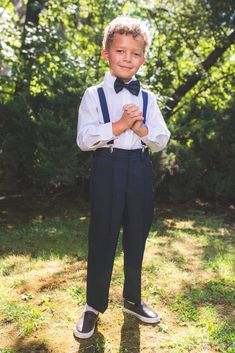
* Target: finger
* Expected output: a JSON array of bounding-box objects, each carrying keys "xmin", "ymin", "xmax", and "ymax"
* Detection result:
[
  {"xmin": 130, "ymin": 119, "xmax": 142, "ymax": 128},
  {"xmin": 123, "ymin": 104, "xmax": 136, "ymax": 111},
  {"xmin": 127, "ymin": 109, "xmax": 142, "ymax": 118},
  {"xmin": 134, "ymin": 116, "xmax": 143, "ymax": 121},
  {"xmin": 129, "ymin": 111, "xmax": 143, "ymax": 118},
  {"xmin": 124, "ymin": 104, "xmax": 140, "ymax": 112},
  {"xmin": 129, "ymin": 108, "xmax": 141, "ymax": 115}
]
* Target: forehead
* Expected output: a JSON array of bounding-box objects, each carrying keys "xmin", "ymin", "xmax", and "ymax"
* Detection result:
[{"xmin": 110, "ymin": 33, "xmax": 145, "ymax": 51}]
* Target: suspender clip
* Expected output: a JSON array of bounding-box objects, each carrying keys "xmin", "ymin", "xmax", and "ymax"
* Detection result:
[
  {"xmin": 109, "ymin": 145, "xmax": 114, "ymax": 153},
  {"xmin": 142, "ymin": 144, "xmax": 146, "ymax": 154}
]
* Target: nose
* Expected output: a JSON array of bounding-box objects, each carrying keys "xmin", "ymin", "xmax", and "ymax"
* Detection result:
[{"xmin": 123, "ymin": 52, "xmax": 131, "ymax": 62}]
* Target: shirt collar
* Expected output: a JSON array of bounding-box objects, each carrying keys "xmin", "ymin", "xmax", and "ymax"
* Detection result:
[{"xmin": 103, "ymin": 71, "xmax": 136, "ymax": 91}]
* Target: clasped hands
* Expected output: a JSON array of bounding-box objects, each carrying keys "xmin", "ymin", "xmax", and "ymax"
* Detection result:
[{"xmin": 112, "ymin": 104, "xmax": 148, "ymax": 137}]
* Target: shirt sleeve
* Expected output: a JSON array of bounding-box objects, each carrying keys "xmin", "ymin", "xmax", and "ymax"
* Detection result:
[
  {"xmin": 76, "ymin": 87, "xmax": 117, "ymax": 151},
  {"xmin": 141, "ymin": 92, "xmax": 171, "ymax": 152}
]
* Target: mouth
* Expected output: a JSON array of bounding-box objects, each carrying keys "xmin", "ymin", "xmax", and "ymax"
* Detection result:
[{"xmin": 120, "ymin": 66, "xmax": 132, "ymax": 70}]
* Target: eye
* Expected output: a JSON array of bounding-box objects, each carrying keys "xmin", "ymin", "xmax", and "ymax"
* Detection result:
[
  {"xmin": 116, "ymin": 49, "xmax": 124, "ymax": 53},
  {"xmin": 134, "ymin": 53, "xmax": 141, "ymax": 57}
]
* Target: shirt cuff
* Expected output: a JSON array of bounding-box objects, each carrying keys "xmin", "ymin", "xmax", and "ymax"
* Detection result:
[
  {"xmin": 141, "ymin": 129, "xmax": 171, "ymax": 152},
  {"xmin": 95, "ymin": 122, "xmax": 114, "ymax": 141},
  {"xmin": 90, "ymin": 122, "xmax": 117, "ymax": 149}
]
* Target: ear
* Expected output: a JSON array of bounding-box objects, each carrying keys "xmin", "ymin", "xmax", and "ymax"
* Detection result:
[{"xmin": 101, "ymin": 49, "xmax": 109, "ymax": 60}]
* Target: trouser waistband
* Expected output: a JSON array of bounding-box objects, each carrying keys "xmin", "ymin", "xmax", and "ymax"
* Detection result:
[{"xmin": 94, "ymin": 147, "xmax": 149, "ymax": 158}]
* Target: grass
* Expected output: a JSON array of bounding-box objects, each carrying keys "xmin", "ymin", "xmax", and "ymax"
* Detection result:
[{"xmin": 0, "ymin": 201, "xmax": 234, "ymax": 353}]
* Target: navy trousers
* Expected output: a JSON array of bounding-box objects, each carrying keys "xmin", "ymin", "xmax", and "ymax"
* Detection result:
[{"xmin": 86, "ymin": 148, "xmax": 154, "ymax": 313}]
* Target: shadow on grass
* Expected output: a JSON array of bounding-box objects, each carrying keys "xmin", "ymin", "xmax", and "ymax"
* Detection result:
[
  {"xmin": 172, "ymin": 279, "xmax": 235, "ymax": 351},
  {"xmin": 74, "ymin": 330, "xmax": 105, "ymax": 353},
  {"xmin": 0, "ymin": 216, "xmax": 89, "ymax": 260},
  {"xmin": 73, "ymin": 313, "xmax": 142, "ymax": 353},
  {"xmin": 151, "ymin": 210, "xmax": 235, "ymax": 274},
  {"xmin": 153, "ymin": 209, "xmax": 234, "ymax": 237},
  {"xmin": 173, "ymin": 279, "xmax": 235, "ymax": 317},
  {"xmin": 0, "ymin": 214, "xmax": 125, "ymax": 261},
  {"xmin": 119, "ymin": 312, "xmax": 140, "ymax": 353},
  {"xmin": 119, "ymin": 312, "xmax": 160, "ymax": 353},
  {"xmin": 11, "ymin": 339, "xmax": 51, "ymax": 353}
]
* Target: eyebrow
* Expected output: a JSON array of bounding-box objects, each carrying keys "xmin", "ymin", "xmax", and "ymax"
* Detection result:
[{"xmin": 115, "ymin": 45, "xmax": 142, "ymax": 51}]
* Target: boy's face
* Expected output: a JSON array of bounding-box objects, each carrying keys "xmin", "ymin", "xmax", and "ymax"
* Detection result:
[{"xmin": 101, "ymin": 33, "xmax": 145, "ymax": 82}]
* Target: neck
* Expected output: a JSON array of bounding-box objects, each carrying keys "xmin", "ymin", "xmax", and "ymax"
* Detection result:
[{"xmin": 109, "ymin": 71, "xmax": 133, "ymax": 83}]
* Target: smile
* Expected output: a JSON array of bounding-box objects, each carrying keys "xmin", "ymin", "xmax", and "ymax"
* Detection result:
[{"xmin": 120, "ymin": 66, "xmax": 132, "ymax": 70}]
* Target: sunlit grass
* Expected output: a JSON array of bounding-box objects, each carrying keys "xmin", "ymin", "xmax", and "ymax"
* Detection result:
[
  {"xmin": 1, "ymin": 301, "xmax": 44, "ymax": 336},
  {"xmin": 0, "ymin": 209, "xmax": 234, "ymax": 352}
]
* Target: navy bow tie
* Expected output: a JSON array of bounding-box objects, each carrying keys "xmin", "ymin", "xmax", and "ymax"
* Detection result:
[{"xmin": 114, "ymin": 78, "xmax": 140, "ymax": 96}]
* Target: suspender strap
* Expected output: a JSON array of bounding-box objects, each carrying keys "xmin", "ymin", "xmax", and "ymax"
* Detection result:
[
  {"xmin": 142, "ymin": 90, "xmax": 148, "ymax": 125},
  {"xmin": 97, "ymin": 87, "xmax": 113, "ymax": 146},
  {"xmin": 97, "ymin": 87, "xmax": 111, "ymax": 123}
]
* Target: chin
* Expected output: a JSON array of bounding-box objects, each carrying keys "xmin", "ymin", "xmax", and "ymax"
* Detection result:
[{"xmin": 118, "ymin": 74, "xmax": 133, "ymax": 81}]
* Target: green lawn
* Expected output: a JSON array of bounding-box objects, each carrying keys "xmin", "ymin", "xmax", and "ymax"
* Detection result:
[{"xmin": 0, "ymin": 202, "xmax": 234, "ymax": 353}]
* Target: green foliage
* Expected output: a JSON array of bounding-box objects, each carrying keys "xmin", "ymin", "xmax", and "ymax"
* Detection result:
[
  {"xmin": 0, "ymin": 0, "xmax": 235, "ymax": 201},
  {"xmin": 67, "ymin": 285, "xmax": 86, "ymax": 304},
  {"xmin": 173, "ymin": 279, "xmax": 235, "ymax": 321},
  {"xmin": 0, "ymin": 215, "xmax": 89, "ymax": 259},
  {"xmin": 0, "ymin": 94, "xmax": 36, "ymax": 189},
  {"xmin": 212, "ymin": 323, "xmax": 235, "ymax": 353},
  {"xmin": 162, "ymin": 95, "xmax": 235, "ymax": 202},
  {"xmin": 1, "ymin": 301, "xmax": 44, "ymax": 335}
]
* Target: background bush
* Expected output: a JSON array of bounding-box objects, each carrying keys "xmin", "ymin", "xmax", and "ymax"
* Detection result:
[{"xmin": 0, "ymin": 0, "xmax": 234, "ymax": 202}]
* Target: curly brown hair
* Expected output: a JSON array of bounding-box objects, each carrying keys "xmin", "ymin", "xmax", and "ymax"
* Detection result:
[{"xmin": 102, "ymin": 16, "xmax": 151, "ymax": 52}]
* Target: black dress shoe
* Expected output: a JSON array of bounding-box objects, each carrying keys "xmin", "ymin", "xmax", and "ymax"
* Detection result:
[
  {"xmin": 123, "ymin": 300, "xmax": 160, "ymax": 324},
  {"xmin": 73, "ymin": 311, "xmax": 98, "ymax": 339}
]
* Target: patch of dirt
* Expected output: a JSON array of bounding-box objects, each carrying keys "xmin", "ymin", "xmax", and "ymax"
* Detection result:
[{"xmin": 15, "ymin": 261, "xmax": 86, "ymax": 295}]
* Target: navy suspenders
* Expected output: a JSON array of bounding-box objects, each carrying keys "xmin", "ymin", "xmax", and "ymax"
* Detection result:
[
  {"xmin": 142, "ymin": 91, "xmax": 148, "ymax": 125},
  {"xmin": 97, "ymin": 87, "xmax": 148, "ymax": 150},
  {"xmin": 97, "ymin": 87, "xmax": 111, "ymax": 124}
]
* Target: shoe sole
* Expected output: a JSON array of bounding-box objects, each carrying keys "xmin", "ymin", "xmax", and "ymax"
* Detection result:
[
  {"xmin": 123, "ymin": 307, "xmax": 160, "ymax": 324},
  {"xmin": 73, "ymin": 325, "xmax": 96, "ymax": 339}
]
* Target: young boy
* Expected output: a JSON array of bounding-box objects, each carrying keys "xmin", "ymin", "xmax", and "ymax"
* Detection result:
[{"xmin": 74, "ymin": 16, "xmax": 170, "ymax": 339}]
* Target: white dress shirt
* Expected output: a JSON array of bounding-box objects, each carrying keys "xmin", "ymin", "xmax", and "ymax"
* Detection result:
[{"xmin": 77, "ymin": 72, "xmax": 171, "ymax": 152}]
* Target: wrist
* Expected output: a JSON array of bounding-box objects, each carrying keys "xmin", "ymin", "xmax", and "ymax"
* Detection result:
[
  {"xmin": 134, "ymin": 125, "xmax": 148, "ymax": 137},
  {"xmin": 139, "ymin": 125, "xmax": 148, "ymax": 137},
  {"xmin": 112, "ymin": 120, "xmax": 126, "ymax": 136}
]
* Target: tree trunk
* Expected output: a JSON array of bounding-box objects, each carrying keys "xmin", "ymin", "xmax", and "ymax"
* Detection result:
[
  {"xmin": 14, "ymin": 0, "xmax": 47, "ymax": 94},
  {"xmin": 165, "ymin": 30, "xmax": 235, "ymax": 117}
]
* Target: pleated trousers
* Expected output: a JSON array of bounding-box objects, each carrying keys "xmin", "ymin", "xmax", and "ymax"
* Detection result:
[{"xmin": 86, "ymin": 148, "xmax": 154, "ymax": 313}]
